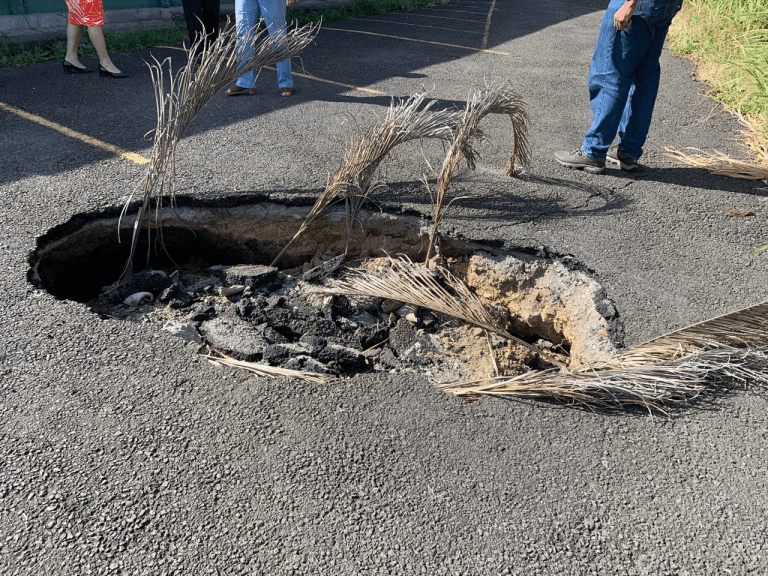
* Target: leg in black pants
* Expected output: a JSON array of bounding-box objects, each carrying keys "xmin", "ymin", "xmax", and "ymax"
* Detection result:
[{"xmin": 182, "ymin": 0, "xmax": 221, "ymax": 55}]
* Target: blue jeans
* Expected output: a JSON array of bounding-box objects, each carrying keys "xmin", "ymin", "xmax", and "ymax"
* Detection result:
[
  {"xmin": 235, "ymin": 0, "xmax": 292, "ymax": 89},
  {"xmin": 581, "ymin": 0, "xmax": 675, "ymax": 161}
]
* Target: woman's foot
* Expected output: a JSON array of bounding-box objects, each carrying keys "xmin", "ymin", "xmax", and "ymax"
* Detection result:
[
  {"xmin": 98, "ymin": 60, "xmax": 123, "ymax": 75},
  {"xmin": 98, "ymin": 65, "xmax": 128, "ymax": 79},
  {"xmin": 63, "ymin": 59, "xmax": 91, "ymax": 74}
]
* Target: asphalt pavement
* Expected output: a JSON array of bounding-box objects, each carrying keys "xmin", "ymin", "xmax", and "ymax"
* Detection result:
[{"xmin": 2, "ymin": 0, "xmax": 768, "ymax": 574}]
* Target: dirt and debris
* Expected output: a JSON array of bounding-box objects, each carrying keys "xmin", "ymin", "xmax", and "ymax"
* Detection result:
[{"xmin": 89, "ymin": 251, "xmax": 620, "ymax": 383}]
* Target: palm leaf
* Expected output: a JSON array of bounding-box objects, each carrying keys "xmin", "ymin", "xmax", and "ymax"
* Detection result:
[
  {"xmin": 203, "ymin": 347, "xmax": 330, "ymax": 384},
  {"xmin": 119, "ymin": 19, "xmax": 319, "ymax": 280},
  {"xmin": 321, "ymin": 256, "xmax": 564, "ymax": 369},
  {"xmin": 632, "ymin": 299, "xmax": 768, "ymax": 352},
  {"xmin": 441, "ymin": 300, "xmax": 768, "ymax": 412},
  {"xmin": 425, "ymin": 82, "xmax": 529, "ymax": 262},
  {"xmin": 270, "ymin": 81, "xmax": 530, "ymax": 267}
]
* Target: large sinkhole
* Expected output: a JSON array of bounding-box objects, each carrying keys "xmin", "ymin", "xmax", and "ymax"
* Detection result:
[{"xmin": 30, "ymin": 199, "xmax": 623, "ymax": 382}]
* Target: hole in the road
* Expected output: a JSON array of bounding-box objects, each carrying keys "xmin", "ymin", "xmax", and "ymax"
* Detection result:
[{"xmin": 29, "ymin": 200, "xmax": 623, "ymax": 381}]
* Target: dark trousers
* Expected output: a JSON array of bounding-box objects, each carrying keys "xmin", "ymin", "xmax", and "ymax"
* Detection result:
[{"xmin": 181, "ymin": 0, "xmax": 221, "ymax": 49}]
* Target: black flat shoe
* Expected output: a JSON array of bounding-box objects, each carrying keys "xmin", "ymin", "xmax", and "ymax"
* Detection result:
[
  {"xmin": 63, "ymin": 60, "xmax": 93, "ymax": 74},
  {"xmin": 98, "ymin": 65, "xmax": 128, "ymax": 79}
]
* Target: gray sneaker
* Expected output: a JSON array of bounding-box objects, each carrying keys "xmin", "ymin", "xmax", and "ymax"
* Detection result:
[
  {"xmin": 554, "ymin": 148, "xmax": 605, "ymax": 174},
  {"xmin": 606, "ymin": 146, "xmax": 639, "ymax": 171}
]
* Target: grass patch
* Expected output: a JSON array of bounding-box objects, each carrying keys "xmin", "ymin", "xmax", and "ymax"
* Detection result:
[
  {"xmin": 0, "ymin": 0, "xmax": 452, "ymax": 68},
  {"xmin": 0, "ymin": 25, "xmax": 188, "ymax": 68},
  {"xmin": 667, "ymin": 0, "xmax": 768, "ymax": 159}
]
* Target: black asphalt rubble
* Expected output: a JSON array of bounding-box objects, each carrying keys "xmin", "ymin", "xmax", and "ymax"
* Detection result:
[{"xmin": 2, "ymin": 0, "xmax": 768, "ymax": 574}]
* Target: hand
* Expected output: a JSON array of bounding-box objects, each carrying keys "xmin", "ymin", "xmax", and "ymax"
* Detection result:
[{"xmin": 613, "ymin": 0, "xmax": 638, "ymax": 31}]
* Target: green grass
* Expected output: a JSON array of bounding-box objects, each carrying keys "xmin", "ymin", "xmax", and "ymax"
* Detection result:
[
  {"xmin": 0, "ymin": 0, "xmax": 452, "ymax": 68},
  {"xmin": 0, "ymin": 25, "xmax": 188, "ymax": 68},
  {"xmin": 667, "ymin": 0, "xmax": 768, "ymax": 156}
]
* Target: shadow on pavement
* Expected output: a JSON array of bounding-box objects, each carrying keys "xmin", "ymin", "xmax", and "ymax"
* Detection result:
[{"xmin": 1, "ymin": 0, "xmax": 606, "ymax": 185}]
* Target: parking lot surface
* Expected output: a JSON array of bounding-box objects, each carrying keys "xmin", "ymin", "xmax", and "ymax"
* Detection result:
[{"xmin": 1, "ymin": 0, "xmax": 767, "ymax": 573}]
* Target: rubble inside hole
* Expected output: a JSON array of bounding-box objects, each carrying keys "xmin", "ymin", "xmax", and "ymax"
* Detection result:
[{"xmin": 88, "ymin": 250, "xmax": 620, "ymax": 383}]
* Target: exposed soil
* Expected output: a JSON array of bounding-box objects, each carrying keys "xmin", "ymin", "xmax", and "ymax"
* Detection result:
[{"xmin": 88, "ymin": 250, "xmax": 621, "ymax": 385}]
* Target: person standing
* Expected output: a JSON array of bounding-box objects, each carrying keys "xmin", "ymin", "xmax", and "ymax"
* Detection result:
[
  {"xmin": 226, "ymin": 0, "xmax": 293, "ymax": 97},
  {"xmin": 181, "ymin": 0, "xmax": 221, "ymax": 57},
  {"xmin": 63, "ymin": 0, "xmax": 127, "ymax": 77},
  {"xmin": 554, "ymin": 0, "xmax": 683, "ymax": 173}
]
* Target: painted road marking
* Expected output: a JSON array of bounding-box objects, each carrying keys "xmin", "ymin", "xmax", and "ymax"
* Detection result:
[
  {"xmin": 153, "ymin": 46, "xmax": 386, "ymax": 93},
  {"xmin": 322, "ymin": 28, "xmax": 508, "ymax": 55},
  {"xmin": 482, "ymin": 0, "xmax": 497, "ymax": 50},
  {"xmin": 351, "ymin": 17, "xmax": 484, "ymax": 34},
  {"xmin": 420, "ymin": 7, "xmax": 488, "ymax": 15},
  {"xmin": 0, "ymin": 101, "xmax": 149, "ymax": 165},
  {"xmin": 390, "ymin": 12, "xmax": 485, "ymax": 23},
  {"xmin": 153, "ymin": 47, "xmax": 386, "ymax": 94},
  {"xmin": 263, "ymin": 66, "xmax": 385, "ymax": 94}
]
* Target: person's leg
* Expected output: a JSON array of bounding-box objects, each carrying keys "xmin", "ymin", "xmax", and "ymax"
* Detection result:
[
  {"xmin": 86, "ymin": 26, "xmax": 120, "ymax": 73},
  {"xmin": 616, "ymin": 21, "xmax": 670, "ymax": 159},
  {"xmin": 581, "ymin": 3, "xmax": 655, "ymax": 161},
  {"xmin": 234, "ymin": 0, "xmax": 261, "ymax": 89},
  {"xmin": 201, "ymin": 0, "xmax": 221, "ymax": 45},
  {"xmin": 258, "ymin": 0, "xmax": 292, "ymax": 89},
  {"xmin": 181, "ymin": 0, "xmax": 204, "ymax": 47},
  {"xmin": 65, "ymin": 23, "xmax": 85, "ymax": 66}
]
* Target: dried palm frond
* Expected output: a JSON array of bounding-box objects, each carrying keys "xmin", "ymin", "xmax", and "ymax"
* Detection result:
[
  {"xmin": 119, "ymin": 20, "xmax": 319, "ymax": 280},
  {"xmin": 665, "ymin": 106, "xmax": 768, "ymax": 182},
  {"xmin": 202, "ymin": 347, "xmax": 330, "ymax": 384},
  {"xmin": 270, "ymin": 92, "xmax": 464, "ymax": 266},
  {"xmin": 425, "ymin": 82, "xmax": 529, "ymax": 262},
  {"xmin": 664, "ymin": 147, "xmax": 768, "ymax": 181},
  {"xmin": 321, "ymin": 255, "xmax": 563, "ymax": 369},
  {"xmin": 270, "ymin": 82, "xmax": 529, "ymax": 267},
  {"xmin": 633, "ymin": 299, "xmax": 768, "ymax": 352},
  {"xmin": 442, "ymin": 300, "xmax": 768, "ymax": 412},
  {"xmin": 441, "ymin": 344, "xmax": 768, "ymax": 414}
]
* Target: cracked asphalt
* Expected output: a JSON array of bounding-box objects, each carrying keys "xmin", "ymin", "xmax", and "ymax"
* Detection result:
[{"xmin": 1, "ymin": 0, "xmax": 768, "ymax": 574}]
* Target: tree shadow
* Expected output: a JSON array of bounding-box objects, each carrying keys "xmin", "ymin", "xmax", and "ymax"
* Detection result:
[{"xmin": 370, "ymin": 171, "xmax": 634, "ymax": 225}]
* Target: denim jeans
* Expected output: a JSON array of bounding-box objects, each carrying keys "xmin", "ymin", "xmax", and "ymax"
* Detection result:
[
  {"xmin": 581, "ymin": 0, "xmax": 680, "ymax": 161},
  {"xmin": 235, "ymin": 0, "xmax": 292, "ymax": 89}
]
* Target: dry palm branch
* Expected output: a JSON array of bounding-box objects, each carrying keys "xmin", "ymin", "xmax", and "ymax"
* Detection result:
[
  {"xmin": 269, "ymin": 93, "xmax": 463, "ymax": 267},
  {"xmin": 269, "ymin": 82, "xmax": 529, "ymax": 267},
  {"xmin": 118, "ymin": 20, "xmax": 320, "ymax": 280},
  {"xmin": 664, "ymin": 147, "xmax": 768, "ymax": 182},
  {"xmin": 441, "ymin": 300, "xmax": 768, "ymax": 414},
  {"xmin": 424, "ymin": 83, "xmax": 530, "ymax": 263},
  {"xmin": 320, "ymin": 255, "xmax": 565, "ymax": 370},
  {"xmin": 664, "ymin": 112, "xmax": 768, "ymax": 183},
  {"xmin": 203, "ymin": 346, "xmax": 330, "ymax": 384}
]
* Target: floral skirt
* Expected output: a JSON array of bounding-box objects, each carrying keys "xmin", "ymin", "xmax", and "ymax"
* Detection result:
[{"xmin": 66, "ymin": 0, "xmax": 105, "ymax": 27}]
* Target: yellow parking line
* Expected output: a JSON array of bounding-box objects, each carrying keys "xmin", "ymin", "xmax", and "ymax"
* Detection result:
[
  {"xmin": 481, "ymin": 0, "xmax": 496, "ymax": 50},
  {"xmin": 149, "ymin": 48, "xmax": 384, "ymax": 94},
  {"xmin": 0, "ymin": 101, "xmax": 149, "ymax": 165},
  {"xmin": 422, "ymin": 7, "xmax": 488, "ymax": 15},
  {"xmin": 264, "ymin": 66, "xmax": 385, "ymax": 94},
  {"xmin": 323, "ymin": 27, "xmax": 508, "ymax": 55},
  {"xmin": 367, "ymin": 12, "xmax": 484, "ymax": 23},
  {"xmin": 352, "ymin": 17, "xmax": 484, "ymax": 34}
]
